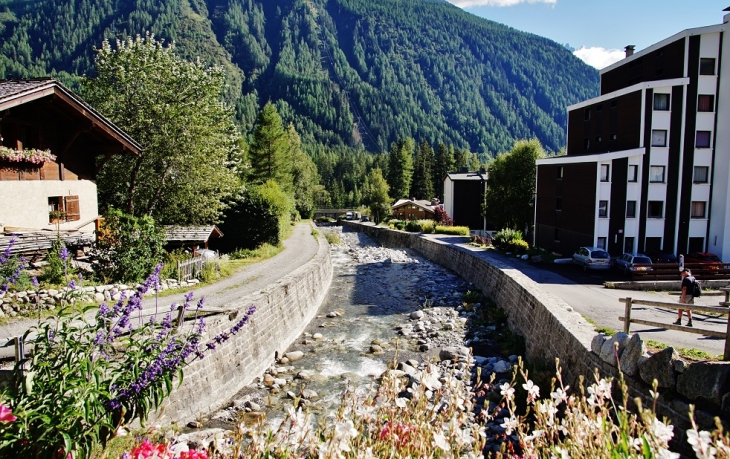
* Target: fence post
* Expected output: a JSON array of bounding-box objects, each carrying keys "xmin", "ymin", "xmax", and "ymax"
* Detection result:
[
  {"xmin": 623, "ymin": 298, "xmax": 632, "ymax": 334},
  {"xmin": 176, "ymin": 304, "xmax": 185, "ymax": 330},
  {"xmin": 724, "ymin": 315, "xmax": 730, "ymax": 361}
]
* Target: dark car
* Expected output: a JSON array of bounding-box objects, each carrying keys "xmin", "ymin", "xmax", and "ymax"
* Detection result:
[
  {"xmin": 361, "ymin": 215, "xmax": 370, "ymax": 222},
  {"xmin": 645, "ymin": 251, "xmax": 678, "ymax": 264},
  {"xmin": 613, "ymin": 253, "xmax": 653, "ymax": 274},
  {"xmin": 684, "ymin": 252, "xmax": 723, "ymax": 269}
]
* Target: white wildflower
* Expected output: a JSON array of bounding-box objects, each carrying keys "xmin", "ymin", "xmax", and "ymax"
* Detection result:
[
  {"xmin": 357, "ymin": 447, "xmax": 377, "ymax": 459},
  {"xmin": 656, "ymin": 447, "xmax": 681, "ymax": 459},
  {"xmin": 502, "ymin": 416, "xmax": 518, "ymax": 435},
  {"xmin": 433, "ymin": 432, "xmax": 451, "ymax": 451},
  {"xmin": 550, "ymin": 387, "xmax": 569, "ymax": 403},
  {"xmin": 522, "ymin": 379, "xmax": 540, "ymax": 400},
  {"xmin": 500, "ymin": 382, "xmax": 515, "ymax": 401},
  {"xmin": 687, "ymin": 429, "xmax": 717, "ymax": 459},
  {"xmin": 650, "ymin": 418, "xmax": 674, "ymax": 444},
  {"xmin": 395, "ymin": 397, "xmax": 408, "ymax": 408},
  {"xmin": 551, "ymin": 446, "xmax": 570, "ymax": 459}
]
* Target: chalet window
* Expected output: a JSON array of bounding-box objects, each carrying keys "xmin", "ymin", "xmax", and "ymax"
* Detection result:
[
  {"xmin": 700, "ymin": 58, "xmax": 716, "ymax": 75},
  {"xmin": 649, "ymin": 166, "xmax": 665, "ymax": 183},
  {"xmin": 624, "ymin": 237, "xmax": 635, "ymax": 253},
  {"xmin": 598, "ymin": 200, "xmax": 609, "ymax": 218},
  {"xmin": 696, "ymin": 131, "xmax": 711, "ymax": 148},
  {"xmin": 48, "ymin": 195, "xmax": 80, "ymax": 222},
  {"xmin": 600, "ymin": 164, "xmax": 610, "ymax": 182},
  {"xmin": 698, "ymin": 94, "xmax": 715, "ymax": 112},
  {"xmin": 626, "ymin": 201, "xmax": 637, "ymax": 218},
  {"xmin": 691, "ymin": 201, "xmax": 707, "ymax": 218},
  {"xmin": 651, "ymin": 130, "xmax": 667, "ymax": 147},
  {"xmin": 693, "ymin": 166, "xmax": 709, "ymax": 183},
  {"xmin": 628, "ymin": 165, "xmax": 638, "ymax": 182},
  {"xmin": 653, "ymin": 93, "xmax": 670, "ymax": 111},
  {"xmin": 647, "ymin": 201, "xmax": 664, "ymax": 218}
]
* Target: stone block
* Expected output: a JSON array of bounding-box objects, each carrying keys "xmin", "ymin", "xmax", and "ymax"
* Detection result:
[
  {"xmin": 619, "ymin": 333, "xmax": 646, "ymax": 377},
  {"xmin": 676, "ymin": 362, "xmax": 730, "ymax": 406},
  {"xmin": 638, "ymin": 347, "xmax": 678, "ymax": 389},
  {"xmin": 599, "ymin": 332, "xmax": 629, "ymax": 366},
  {"xmin": 591, "ymin": 333, "xmax": 608, "ymax": 354}
]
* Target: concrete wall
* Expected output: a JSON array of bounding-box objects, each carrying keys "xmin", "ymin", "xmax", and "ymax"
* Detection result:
[
  {"xmin": 150, "ymin": 233, "xmax": 332, "ymax": 424},
  {"xmin": 343, "ymin": 222, "xmax": 725, "ymax": 448},
  {"xmin": 0, "ymin": 180, "xmax": 97, "ymax": 232}
]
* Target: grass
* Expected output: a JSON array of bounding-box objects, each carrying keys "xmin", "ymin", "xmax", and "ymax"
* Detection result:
[
  {"xmin": 434, "ymin": 225, "xmax": 469, "ymax": 235},
  {"xmin": 324, "ymin": 232, "xmax": 341, "ymax": 245},
  {"xmin": 645, "ymin": 339, "xmax": 721, "ymax": 361}
]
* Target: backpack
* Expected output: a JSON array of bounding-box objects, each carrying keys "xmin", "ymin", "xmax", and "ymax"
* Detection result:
[{"xmin": 692, "ymin": 279, "xmax": 702, "ymax": 298}]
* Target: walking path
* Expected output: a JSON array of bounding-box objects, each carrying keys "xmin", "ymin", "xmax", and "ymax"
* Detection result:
[{"xmin": 0, "ymin": 222, "xmax": 320, "ymax": 358}]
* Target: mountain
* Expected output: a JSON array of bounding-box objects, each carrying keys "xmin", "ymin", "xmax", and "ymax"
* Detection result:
[{"xmin": 0, "ymin": 0, "xmax": 599, "ymax": 155}]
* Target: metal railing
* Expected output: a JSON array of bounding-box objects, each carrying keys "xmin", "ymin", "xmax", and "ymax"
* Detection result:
[{"xmin": 618, "ymin": 296, "xmax": 730, "ymax": 360}]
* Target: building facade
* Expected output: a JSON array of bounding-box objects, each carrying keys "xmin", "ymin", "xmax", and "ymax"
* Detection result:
[
  {"xmin": 443, "ymin": 170, "xmax": 487, "ymax": 230},
  {"xmin": 536, "ymin": 12, "xmax": 730, "ymax": 260}
]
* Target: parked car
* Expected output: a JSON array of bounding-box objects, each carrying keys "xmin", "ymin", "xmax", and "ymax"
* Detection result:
[
  {"xmin": 361, "ymin": 215, "xmax": 370, "ymax": 222},
  {"xmin": 613, "ymin": 253, "xmax": 653, "ymax": 274},
  {"xmin": 572, "ymin": 247, "xmax": 612, "ymax": 271},
  {"xmin": 683, "ymin": 252, "xmax": 723, "ymax": 269},
  {"xmin": 645, "ymin": 251, "xmax": 678, "ymax": 264}
]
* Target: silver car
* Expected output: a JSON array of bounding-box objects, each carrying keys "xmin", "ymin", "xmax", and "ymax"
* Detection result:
[
  {"xmin": 613, "ymin": 253, "xmax": 653, "ymax": 274},
  {"xmin": 572, "ymin": 246, "xmax": 611, "ymax": 271}
]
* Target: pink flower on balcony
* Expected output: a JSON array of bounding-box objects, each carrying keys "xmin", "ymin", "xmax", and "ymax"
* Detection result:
[{"xmin": 0, "ymin": 404, "xmax": 17, "ymax": 422}]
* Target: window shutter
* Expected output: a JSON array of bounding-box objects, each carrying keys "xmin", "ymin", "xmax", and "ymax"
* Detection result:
[{"xmin": 64, "ymin": 195, "xmax": 80, "ymax": 221}]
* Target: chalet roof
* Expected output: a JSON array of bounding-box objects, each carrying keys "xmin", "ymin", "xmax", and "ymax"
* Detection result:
[
  {"xmin": 0, "ymin": 78, "xmax": 142, "ymax": 154},
  {"xmin": 446, "ymin": 171, "xmax": 488, "ymax": 181},
  {"xmin": 164, "ymin": 225, "xmax": 224, "ymax": 244},
  {"xmin": 0, "ymin": 231, "xmax": 94, "ymax": 256},
  {"xmin": 392, "ymin": 199, "xmax": 435, "ymax": 214}
]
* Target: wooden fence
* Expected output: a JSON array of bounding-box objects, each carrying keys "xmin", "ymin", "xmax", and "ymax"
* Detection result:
[
  {"xmin": 176, "ymin": 253, "xmax": 219, "ymax": 282},
  {"xmin": 628, "ymin": 262, "xmax": 730, "ymax": 281},
  {"xmin": 618, "ymin": 295, "xmax": 730, "ymax": 360}
]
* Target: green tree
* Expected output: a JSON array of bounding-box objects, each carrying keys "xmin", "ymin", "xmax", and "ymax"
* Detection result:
[
  {"xmin": 410, "ymin": 140, "xmax": 435, "ymax": 200},
  {"xmin": 287, "ymin": 124, "xmax": 318, "ymax": 218},
  {"xmin": 249, "ymin": 102, "xmax": 290, "ymax": 186},
  {"xmin": 387, "ymin": 138, "xmax": 414, "ymax": 200},
  {"xmin": 363, "ymin": 168, "xmax": 391, "ymax": 224},
  {"xmin": 485, "ymin": 139, "xmax": 545, "ymax": 231},
  {"xmin": 433, "ymin": 143, "xmax": 455, "ymax": 203},
  {"xmin": 84, "ymin": 34, "xmax": 239, "ymax": 224}
]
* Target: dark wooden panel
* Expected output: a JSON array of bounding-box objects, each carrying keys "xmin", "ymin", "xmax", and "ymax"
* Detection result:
[
  {"xmin": 601, "ymin": 38, "xmax": 686, "ymax": 94},
  {"xmin": 608, "ymin": 158, "xmax": 628, "ymax": 255},
  {"xmin": 41, "ymin": 161, "xmax": 60, "ymax": 180},
  {"xmin": 453, "ymin": 180, "xmax": 484, "ymax": 229}
]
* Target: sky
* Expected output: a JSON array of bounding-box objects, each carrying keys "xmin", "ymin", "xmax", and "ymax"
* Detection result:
[{"xmin": 445, "ymin": 0, "xmax": 730, "ymax": 69}]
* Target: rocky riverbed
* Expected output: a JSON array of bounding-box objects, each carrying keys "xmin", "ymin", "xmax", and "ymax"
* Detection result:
[{"xmin": 182, "ymin": 228, "xmax": 523, "ymax": 453}]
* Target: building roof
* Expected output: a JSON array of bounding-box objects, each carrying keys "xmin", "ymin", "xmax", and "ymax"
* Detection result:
[
  {"xmin": 445, "ymin": 171, "xmax": 488, "ymax": 181},
  {"xmin": 164, "ymin": 225, "xmax": 224, "ymax": 244},
  {"xmin": 536, "ymin": 148, "xmax": 645, "ymax": 165},
  {"xmin": 392, "ymin": 199, "xmax": 435, "ymax": 214},
  {"xmin": 0, "ymin": 231, "xmax": 94, "ymax": 255},
  {"xmin": 0, "ymin": 78, "xmax": 142, "ymax": 154}
]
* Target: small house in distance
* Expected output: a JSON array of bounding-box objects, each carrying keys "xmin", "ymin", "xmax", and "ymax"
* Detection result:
[
  {"xmin": 443, "ymin": 169, "xmax": 487, "ymax": 231},
  {"xmin": 0, "ymin": 78, "xmax": 141, "ymax": 239},
  {"xmin": 391, "ymin": 198, "xmax": 436, "ymax": 220},
  {"xmin": 164, "ymin": 225, "xmax": 224, "ymax": 255}
]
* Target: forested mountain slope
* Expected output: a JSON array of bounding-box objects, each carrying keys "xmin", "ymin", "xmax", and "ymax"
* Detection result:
[{"xmin": 0, "ymin": 0, "xmax": 599, "ymax": 155}]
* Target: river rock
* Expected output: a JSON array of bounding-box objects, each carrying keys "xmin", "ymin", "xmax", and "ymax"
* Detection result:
[
  {"xmin": 591, "ymin": 333, "xmax": 609, "ymax": 354},
  {"xmin": 439, "ymin": 346, "xmax": 470, "ymax": 361},
  {"xmin": 369, "ymin": 344, "xmax": 384, "ymax": 354},
  {"xmin": 619, "ymin": 334, "xmax": 646, "ymax": 377},
  {"xmin": 599, "ymin": 332, "xmax": 629, "ymax": 366},
  {"xmin": 285, "ymin": 351, "xmax": 304, "ymax": 362},
  {"xmin": 263, "ymin": 374, "xmax": 275, "ymax": 386},
  {"xmin": 492, "ymin": 360, "xmax": 511, "ymax": 373},
  {"xmin": 296, "ymin": 370, "xmax": 316, "ymax": 380},
  {"xmin": 274, "ymin": 378, "xmax": 287, "ymax": 386},
  {"xmin": 313, "ymin": 333, "xmax": 324, "ymax": 340},
  {"xmin": 301, "ymin": 389, "xmax": 318, "ymax": 400},
  {"xmin": 411, "ymin": 310, "xmax": 424, "ymax": 319},
  {"xmin": 638, "ymin": 347, "xmax": 678, "ymax": 388},
  {"xmin": 676, "ymin": 362, "xmax": 730, "ymax": 406}
]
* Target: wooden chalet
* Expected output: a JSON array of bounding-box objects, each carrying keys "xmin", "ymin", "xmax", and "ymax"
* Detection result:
[
  {"xmin": 163, "ymin": 225, "xmax": 224, "ymax": 254},
  {"xmin": 392, "ymin": 198, "xmax": 437, "ymax": 220},
  {"xmin": 0, "ymin": 78, "xmax": 141, "ymax": 253}
]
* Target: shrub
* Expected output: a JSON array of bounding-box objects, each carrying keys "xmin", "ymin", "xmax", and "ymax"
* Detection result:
[
  {"xmin": 405, "ymin": 220, "xmax": 422, "ymax": 232},
  {"xmin": 0, "ymin": 247, "xmax": 30, "ymax": 291},
  {"xmin": 434, "ymin": 225, "xmax": 469, "ymax": 235},
  {"xmin": 42, "ymin": 237, "xmax": 68, "ymax": 284},
  {"xmin": 470, "ymin": 234, "xmax": 492, "ymax": 247},
  {"xmin": 433, "ymin": 206, "xmax": 454, "ymax": 226},
  {"xmin": 509, "ymin": 238, "xmax": 529, "ymax": 254},
  {"xmin": 389, "ymin": 219, "xmax": 406, "ymax": 231},
  {"xmin": 493, "ymin": 228, "xmax": 523, "ymax": 251},
  {"xmin": 92, "ymin": 209, "xmax": 165, "ymax": 283}
]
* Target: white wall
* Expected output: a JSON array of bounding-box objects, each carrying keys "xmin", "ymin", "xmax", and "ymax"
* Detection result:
[
  {"xmin": 0, "ymin": 180, "xmax": 98, "ymax": 233},
  {"xmin": 443, "ymin": 177, "xmax": 454, "ymax": 219},
  {"xmin": 710, "ymin": 28, "xmax": 730, "ymax": 261}
]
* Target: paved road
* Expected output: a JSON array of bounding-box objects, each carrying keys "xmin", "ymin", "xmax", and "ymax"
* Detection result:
[
  {"xmin": 0, "ymin": 222, "xmax": 320, "ymax": 358},
  {"xmin": 425, "ymin": 234, "xmax": 727, "ymax": 357}
]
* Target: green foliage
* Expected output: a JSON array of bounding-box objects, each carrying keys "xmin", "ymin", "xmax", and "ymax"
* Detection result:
[
  {"xmin": 363, "ymin": 167, "xmax": 391, "ymax": 223},
  {"xmin": 324, "ymin": 232, "xmax": 341, "ymax": 245},
  {"xmin": 485, "ymin": 139, "xmax": 545, "ymax": 231},
  {"xmin": 218, "ymin": 182, "xmax": 295, "ymax": 252},
  {"xmin": 160, "ymin": 249, "xmax": 192, "ymax": 280},
  {"xmin": 509, "ymin": 238, "xmax": 530, "ymax": 254},
  {"xmin": 1, "ymin": 252, "xmax": 30, "ymax": 291},
  {"xmin": 461, "ymin": 290, "xmax": 482, "ymax": 304},
  {"xmin": 405, "ymin": 220, "xmax": 422, "ymax": 232},
  {"xmin": 493, "ymin": 228, "xmax": 523, "ymax": 251},
  {"xmin": 92, "ymin": 209, "xmax": 165, "ymax": 283},
  {"xmin": 387, "ymin": 138, "xmax": 415, "ymax": 200},
  {"xmin": 434, "ymin": 225, "xmax": 469, "ymax": 235},
  {"xmin": 410, "ymin": 140, "xmax": 435, "ymax": 201},
  {"xmin": 83, "ymin": 34, "xmax": 239, "ymax": 225},
  {"xmin": 43, "ymin": 238, "xmax": 67, "ymax": 285},
  {"xmin": 249, "ymin": 102, "xmax": 290, "ymax": 186},
  {"xmin": 0, "ymin": 279, "xmax": 207, "ymax": 458}
]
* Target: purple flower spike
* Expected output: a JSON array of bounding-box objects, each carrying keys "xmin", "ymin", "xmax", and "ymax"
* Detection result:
[
  {"xmin": 184, "ymin": 292, "xmax": 194, "ymax": 302},
  {"xmin": 59, "ymin": 246, "xmax": 69, "ymax": 262},
  {"xmin": 68, "ymin": 280, "xmax": 76, "ymax": 290},
  {"xmin": 31, "ymin": 277, "xmax": 39, "ymax": 288}
]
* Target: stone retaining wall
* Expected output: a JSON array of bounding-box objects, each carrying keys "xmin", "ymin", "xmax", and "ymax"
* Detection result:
[
  {"xmin": 343, "ymin": 222, "xmax": 727, "ymax": 450},
  {"xmin": 147, "ymin": 233, "xmax": 333, "ymax": 424}
]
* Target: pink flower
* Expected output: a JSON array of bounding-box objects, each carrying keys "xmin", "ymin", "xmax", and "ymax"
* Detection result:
[{"xmin": 0, "ymin": 405, "xmax": 17, "ymax": 422}]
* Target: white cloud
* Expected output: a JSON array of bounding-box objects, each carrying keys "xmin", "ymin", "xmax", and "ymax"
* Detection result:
[
  {"xmin": 573, "ymin": 46, "xmax": 625, "ymax": 69},
  {"xmin": 448, "ymin": 0, "xmax": 556, "ymax": 7}
]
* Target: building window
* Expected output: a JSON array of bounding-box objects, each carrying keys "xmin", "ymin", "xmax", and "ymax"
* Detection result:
[
  {"xmin": 557, "ymin": 166, "xmax": 563, "ymax": 179},
  {"xmin": 691, "ymin": 201, "xmax": 706, "ymax": 219},
  {"xmin": 645, "ymin": 237, "xmax": 662, "ymax": 252},
  {"xmin": 698, "ymin": 94, "xmax": 715, "ymax": 112},
  {"xmin": 628, "ymin": 165, "xmax": 638, "ymax": 182},
  {"xmin": 556, "ymin": 197, "xmax": 562, "ymax": 211},
  {"xmin": 653, "ymin": 93, "xmax": 670, "ymax": 111},
  {"xmin": 596, "ymin": 135, "xmax": 602, "ymax": 144},
  {"xmin": 600, "ymin": 164, "xmax": 610, "ymax": 182},
  {"xmin": 610, "ymin": 133, "xmax": 617, "ymax": 141},
  {"xmin": 696, "ymin": 131, "xmax": 711, "ymax": 148},
  {"xmin": 649, "ymin": 166, "xmax": 665, "ymax": 183},
  {"xmin": 626, "ymin": 201, "xmax": 637, "ymax": 218},
  {"xmin": 688, "ymin": 237, "xmax": 705, "ymax": 253},
  {"xmin": 651, "ymin": 130, "xmax": 667, "ymax": 147},
  {"xmin": 584, "ymin": 108, "xmax": 591, "ymax": 120},
  {"xmin": 48, "ymin": 196, "xmax": 80, "ymax": 223},
  {"xmin": 554, "ymin": 228, "xmax": 561, "ymax": 241},
  {"xmin": 584, "ymin": 138, "xmax": 590, "ymax": 150},
  {"xmin": 700, "ymin": 58, "xmax": 716, "ymax": 75},
  {"xmin": 597, "ymin": 237, "xmax": 607, "ymax": 250},
  {"xmin": 647, "ymin": 201, "xmax": 664, "ymax": 218},
  {"xmin": 693, "ymin": 166, "xmax": 709, "ymax": 183},
  {"xmin": 598, "ymin": 200, "xmax": 609, "ymax": 217},
  {"xmin": 624, "ymin": 237, "xmax": 635, "ymax": 254}
]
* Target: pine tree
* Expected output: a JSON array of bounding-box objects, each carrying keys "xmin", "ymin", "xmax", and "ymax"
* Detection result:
[
  {"xmin": 410, "ymin": 140, "xmax": 435, "ymax": 201},
  {"xmin": 249, "ymin": 102, "xmax": 289, "ymax": 186},
  {"xmin": 433, "ymin": 143, "xmax": 455, "ymax": 203},
  {"xmin": 387, "ymin": 138, "xmax": 414, "ymax": 200}
]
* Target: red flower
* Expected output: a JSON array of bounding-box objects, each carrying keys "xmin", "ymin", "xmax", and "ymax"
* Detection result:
[{"xmin": 0, "ymin": 405, "xmax": 17, "ymax": 423}]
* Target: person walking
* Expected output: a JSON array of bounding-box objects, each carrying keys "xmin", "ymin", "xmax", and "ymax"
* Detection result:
[{"xmin": 675, "ymin": 268, "xmax": 694, "ymax": 327}]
